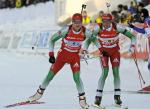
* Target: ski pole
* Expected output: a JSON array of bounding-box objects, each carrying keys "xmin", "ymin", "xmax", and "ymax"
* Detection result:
[
  {"xmin": 82, "ymin": 50, "xmax": 89, "ymax": 65},
  {"xmin": 133, "ymin": 53, "xmax": 143, "ymax": 88},
  {"xmin": 132, "ymin": 51, "xmax": 146, "ymax": 87}
]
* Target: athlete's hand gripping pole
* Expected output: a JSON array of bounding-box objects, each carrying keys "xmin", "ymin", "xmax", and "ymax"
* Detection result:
[{"xmin": 81, "ymin": 4, "xmax": 87, "ymax": 13}]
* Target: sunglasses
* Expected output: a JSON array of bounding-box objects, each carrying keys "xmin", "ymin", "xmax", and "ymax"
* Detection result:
[
  {"xmin": 103, "ymin": 20, "xmax": 111, "ymax": 23},
  {"xmin": 73, "ymin": 21, "xmax": 82, "ymax": 24}
]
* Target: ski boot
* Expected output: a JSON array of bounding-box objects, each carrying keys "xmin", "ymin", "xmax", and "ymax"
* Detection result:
[
  {"xmin": 28, "ymin": 86, "xmax": 45, "ymax": 102},
  {"xmin": 92, "ymin": 96, "xmax": 105, "ymax": 109},
  {"xmin": 94, "ymin": 96, "xmax": 102, "ymax": 106},
  {"xmin": 114, "ymin": 95, "xmax": 122, "ymax": 105},
  {"xmin": 79, "ymin": 94, "xmax": 89, "ymax": 109}
]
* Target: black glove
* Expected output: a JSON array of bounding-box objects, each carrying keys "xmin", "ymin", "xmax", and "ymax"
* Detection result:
[
  {"xmin": 49, "ymin": 52, "xmax": 55, "ymax": 64},
  {"xmin": 99, "ymin": 48, "xmax": 109, "ymax": 57},
  {"xmin": 128, "ymin": 22, "xmax": 135, "ymax": 28},
  {"xmin": 102, "ymin": 51, "xmax": 109, "ymax": 57},
  {"xmin": 49, "ymin": 56, "xmax": 55, "ymax": 64}
]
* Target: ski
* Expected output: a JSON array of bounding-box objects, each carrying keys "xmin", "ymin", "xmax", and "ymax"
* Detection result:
[
  {"xmin": 110, "ymin": 104, "xmax": 128, "ymax": 109},
  {"xmin": 4, "ymin": 100, "xmax": 45, "ymax": 108},
  {"xmin": 103, "ymin": 90, "xmax": 150, "ymax": 94},
  {"xmin": 80, "ymin": 107, "xmax": 89, "ymax": 109},
  {"xmin": 91, "ymin": 104, "xmax": 105, "ymax": 109},
  {"xmin": 91, "ymin": 103, "xmax": 128, "ymax": 109},
  {"xmin": 136, "ymin": 90, "xmax": 150, "ymax": 94}
]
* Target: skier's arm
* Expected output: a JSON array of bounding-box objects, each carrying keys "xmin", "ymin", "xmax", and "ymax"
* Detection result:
[
  {"xmin": 82, "ymin": 29, "xmax": 93, "ymax": 50},
  {"xmin": 132, "ymin": 27, "xmax": 146, "ymax": 34},
  {"xmin": 117, "ymin": 25, "xmax": 136, "ymax": 45},
  {"xmin": 49, "ymin": 26, "xmax": 69, "ymax": 52},
  {"xmin": 91, "ymin": 24, "xmax": 102, "ymax": 48},
  {"xmin": 82, "ymin": 24, "xmax": 101, "ymax": 50},
  {"xmin": 128, "ymin": 23, "xmax": 146, "ymax": 34}
]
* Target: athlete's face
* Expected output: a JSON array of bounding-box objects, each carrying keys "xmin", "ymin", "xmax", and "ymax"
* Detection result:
[
  {"xmin": 72, "ymin": 21, "xmax": 82, "ymax": 31},
  {"xmin": 102, "ymin": 20, "xmax": 112, "ymax": 29}
]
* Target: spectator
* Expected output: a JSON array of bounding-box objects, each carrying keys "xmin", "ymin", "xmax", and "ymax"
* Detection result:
[
  {"xmin": 121, "ymin": 5, "xmax": 133, "ymax": 24},
  {"xmin": 0, "ymin": 0, "xmax": 52, "ymax": 9},
  {"xmin": 128, "ymin": 1, "xmax": 137, "ymax": 14},
  {"xmin": 9, "ymin": 0, "xmax": 15, "ymax": 8},
  {"xmin": 121, "ymin": 5, "xmax": 128, "ymax": 16},
  {"xmin": 4, "ymin": 0, "xmax": 15, "ymax": 8},
  {"xmin": 133, "ymin": 2, "xmax": 145, "ymax": 22},
  {"xmin": 25, "ymin": 0, "xmax": 33, "ymax": 6},
  {"xmin": 136, "ymin": 0, "xmax": 142, "ymax": 3},
  {"xmin": 15, "ymin": 0, "xmax": 22, "ymax": 8},
  {"xmin": 22, "ymin": 0, "xmax": 27, "ymax": 6},
  {"xmin": 140, "ymin": 8, "xmax": 149, "ymax": 22},
  {"xmin": 117, "ymin": 4, "xmax": 123, "ymax": 15},
  {"xmin": 111, "ymin": 10, "xmax": 120, "ymax": 23},
  {"xmin": 95, "ymin": 10, "xmax": 104, "ymax": 24},
  {"xmin": 0, "ymin": 0, "xmax": 7, "ymax": 9},
  {"xmin": 138, "ymin": 2, "xmax": 145, "ymax": 11},
  {"xmin": 142, "ymin": 0, "xmax": 149, "ymax": 6},
  {"xmin": 120, "ymin": 13, "xmax": 127, "ymax": 24},
  {"xmin": 81, "ymin": 10, "xmax": 91, "ymax": 25},
  {"xmin": 33, "ymin": 0, "xmax": 41, "ymax": 5}
]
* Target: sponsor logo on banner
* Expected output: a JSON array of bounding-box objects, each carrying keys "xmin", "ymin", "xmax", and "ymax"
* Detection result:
[
  {"xmin": 37, "ymin": 31, "xmax": 50, "ymax": 49},
  {"xmin": 19, "ymin": 30, "xmax": 57, "ymax": 49}
]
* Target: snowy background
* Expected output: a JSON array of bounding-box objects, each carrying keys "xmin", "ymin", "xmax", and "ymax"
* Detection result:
[
  {"xmin": 0, "ymin": 52, "xmax": 150, "ymax": 109},
  {"xmin": 0, "ymin": 1, "xmax": 150, "ymax": 109}
]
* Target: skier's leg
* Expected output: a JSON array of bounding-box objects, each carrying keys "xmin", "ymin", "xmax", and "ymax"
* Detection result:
[
  {"xmin": 110, "ymin": 51, "xmax": 122, "ymax": 105},
  {"xmin": 112, "ymin": 67, "xmax": 121, "ymax": 93},
  {"xmin": 112, "ymin": 67, "xmax": 122, "ymax": 105},
  {"xmin": 29, "ymin": 53, "xmax": 65, "ymax": 102},
  {"xmin": 72, "ymin": 72, "xmax": 89, "ymax": 108},
  {"xmin": 72, "ymin": 71, "xmax": 84, "ymax": 94},
  {"xmin": 95, "ymin": 68, "xmax": 109, "ymax": 106},
  {"xmin": 40, "ymin": 61, "xmax": 65, "ymax": 89},
  {"xmin": 70, "ymin": 53, "xmax": 85, "ymax": 94},
  {"xmin": 70, "ymin": 55, "xmax": 89, "ymax": 109},
  {"xmin": 95, "ymin": 56, "xmax": 109, "ymax": 106},
  {"xmin": 96, "ymin": 68, "xmax": 109, "ymax": 94}
]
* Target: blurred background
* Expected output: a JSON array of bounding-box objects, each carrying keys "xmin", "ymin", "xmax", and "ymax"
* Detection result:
[{"xmin": 0, "ymin": 0, "xmax": 150, "ymax": 59}]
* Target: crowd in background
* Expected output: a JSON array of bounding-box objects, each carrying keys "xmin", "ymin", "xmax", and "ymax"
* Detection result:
[
  {"xmin": 0, "ymin": 0, "xmax": 150, "ymax": 26},
  {"xmin": 81, "ymin": 0, "xmax": 150, "ymax": 25},
  {"xmin": 111, "ymin": 1, "xmax": 149, "ymax": 24},
  {"xmin": 0, "ymin": 0, "xmax": 54, "ymax": 9}
]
